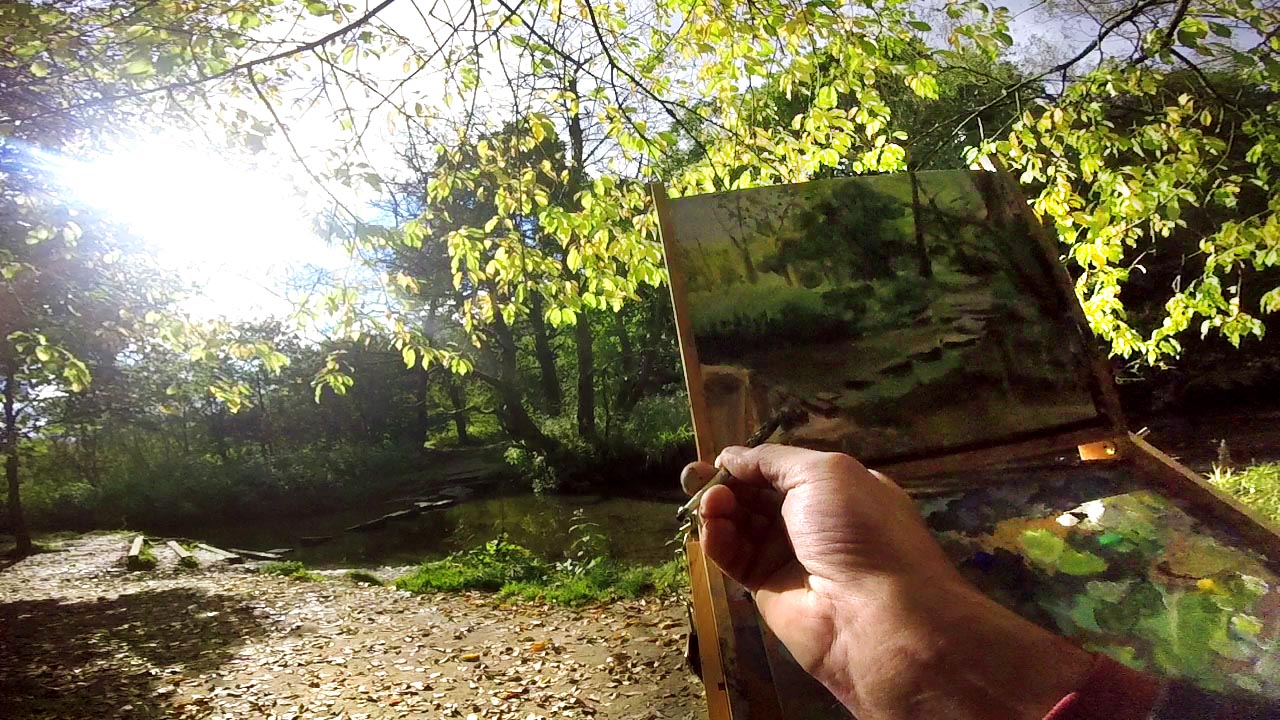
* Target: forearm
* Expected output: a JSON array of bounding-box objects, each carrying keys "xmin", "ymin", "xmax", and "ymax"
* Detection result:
[{"xmin": 808, "ymin": 581, "xmax": 1094, "ymax": 720}]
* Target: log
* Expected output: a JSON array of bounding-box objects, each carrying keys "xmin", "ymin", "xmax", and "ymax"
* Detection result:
[
  {"xmin": 384, "ymin": 508, "xmax": 418, "ymax": 521},
  {"xmin": 345, "ymin": 516, "xmax": 390, "ymax": 533},
  {"xmin": 415, "ymin": 499, "xmax": 455, "ymax": 511},
  {"xmin": 227, "ymin": 548, "xmax": 284, "ymax": 561},
  {"xmin": 195, "ymin": 543, "xmax": 244, "ymax": 564}
]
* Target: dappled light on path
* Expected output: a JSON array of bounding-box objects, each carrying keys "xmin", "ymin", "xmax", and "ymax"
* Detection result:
[{"xmin": 0, "ymin": 534, "xmax": 704, "ymax": 720}]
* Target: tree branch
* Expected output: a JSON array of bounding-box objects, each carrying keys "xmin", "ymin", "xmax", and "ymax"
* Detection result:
[{"xmin": 7, "ymin": 0, "xmax": 402, "ymax": 124}]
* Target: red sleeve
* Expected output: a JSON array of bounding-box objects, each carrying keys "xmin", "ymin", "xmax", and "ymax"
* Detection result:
[{"xmin": 1042, "ymin": 654, "xmax": 1162, "ymax": 720}]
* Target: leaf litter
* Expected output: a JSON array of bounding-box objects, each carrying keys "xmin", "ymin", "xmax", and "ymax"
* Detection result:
[{"xmin": 0, "ymin": 533, "xmax": 707, "ymax": 720}]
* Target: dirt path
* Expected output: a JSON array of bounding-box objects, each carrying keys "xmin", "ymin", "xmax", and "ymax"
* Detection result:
[{"xmin": 0, "ymin": 534, "xmax": 707, "ymax": 720}]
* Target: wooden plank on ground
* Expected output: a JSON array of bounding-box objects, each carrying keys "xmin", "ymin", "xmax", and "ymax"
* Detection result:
[
  {"xmin": 165, "ymin": 540, "xmax": 193, "ymax": 561},
  {"xmin": 166, "ymin": 540, "xmax": 198, "ymax": 568},
  {"xmin": 128, "ymin": 535, "xmax": 145, "ymax": 560},
  {"xmin": 195, "ymin": 543, "xmax": 244, "ymax": 564},
  {"xmin": 228, "ymin": 548, "xmax": 283, "ymax": 561}
]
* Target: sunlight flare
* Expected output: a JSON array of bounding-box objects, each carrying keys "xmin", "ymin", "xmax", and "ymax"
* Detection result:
[{"xmin": 39, "ymin": 135, "xmax": 327, "ymax": 316}]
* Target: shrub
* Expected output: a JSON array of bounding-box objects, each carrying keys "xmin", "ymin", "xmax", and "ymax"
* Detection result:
[
  {"xmin": 395, "ymin": 538, "xmax": 547, "ymax": 593},
  {"xmin": 394, "ymin": 536, "xmax": 688, "ymax": 606}
]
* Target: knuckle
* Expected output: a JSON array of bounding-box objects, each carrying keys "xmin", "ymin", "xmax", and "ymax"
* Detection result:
[{"xmin": 816, "ymin": 451, "xmax": 862, "ymax": 477}]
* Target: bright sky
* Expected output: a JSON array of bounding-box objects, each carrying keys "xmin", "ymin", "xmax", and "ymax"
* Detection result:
[
  {"xmin": 40, "ymin": 2, "xmax": 482, "ymax": 322},
  {"xmin": 46, "ymin": 134, "xmax": 351, "ymax": 320}
]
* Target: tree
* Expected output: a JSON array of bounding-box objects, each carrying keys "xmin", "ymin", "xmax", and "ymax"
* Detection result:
[
  {"xmin": 5, "ymin": 0, "xmax": 1279, "ymax": 480},
  {"xmin": 1, "ymin": 140, "xmax": 172, "ymax": 553}
]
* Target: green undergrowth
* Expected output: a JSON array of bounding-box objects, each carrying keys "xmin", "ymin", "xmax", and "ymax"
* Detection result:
[
  {"xmin": 260, "ymin": 560, "xmax": 323, "ymax": 582},
  {"xmin": 393, "ymin": 538, "xmax": 687, "ymax": 606},
  {"xmin": 1209, "ymin": 462, "xmax": 1280, "ymax": 525}
]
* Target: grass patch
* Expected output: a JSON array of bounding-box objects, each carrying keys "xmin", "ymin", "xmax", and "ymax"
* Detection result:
[
  {"xmin": 346, "ymin": 569, "xmax": 384, "ymax": 586},
  {"xmin": 1209, "ymin": 462, "xmax": 1280, "ymax": 525},
  {"xmin": 260, "ymin": 560, "xmax": 323, "ymax": 582},
  {"xmin": 394, "ymin": 538, "xmax": 687, "ymax": 606}
]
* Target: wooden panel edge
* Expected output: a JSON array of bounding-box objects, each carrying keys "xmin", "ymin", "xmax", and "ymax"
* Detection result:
[
  {"xmin": 1123, "ymin": 433, "xmax": 1280, "ymax": 569},
  {"xmin": 651, "ymin": 183, "xmax": 715, "ymax": 463},
  {"xmin": 882, "ymin": 426, "xmax": 1115, "ymax": 490},
  {"xmin": 686, "ymin": 538, "xmax": 733, "ymax": 720}
]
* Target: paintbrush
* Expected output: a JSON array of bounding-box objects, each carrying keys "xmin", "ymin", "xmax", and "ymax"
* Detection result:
[{"xmin": 677, "ymin": 404, "xmax": 806, "ymax": 521}]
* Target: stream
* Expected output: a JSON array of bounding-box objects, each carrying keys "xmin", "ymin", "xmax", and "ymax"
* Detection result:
[{"xmin": 174, "ymin": 491, "xmax": 685, "ymax": 569}]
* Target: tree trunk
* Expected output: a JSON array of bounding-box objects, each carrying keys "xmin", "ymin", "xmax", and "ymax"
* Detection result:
[
  {"xmin": 564, "ymin": 76, "xmax": 599, "ymax": 446},
  {"xmin": 253, "ymin": 369, "xmax": 274, "ymax": 463},
  {"xmin": 489, "ymin": 304, "xmax": 561, "ymax": 456},
  {"xmin": 415, "ymin": 369, "xmax": 432, "ymax": 449},
  {"xmin": 528, "ymin": 293, "xmax": 562, "ymax": 415},
  {"xmin": 3, "ymin": 363, "xmax": 31, "ymax": 556},
  {"xmin": 731, "ymin": 196, "xmax": 760, "ymax": 284},
  {"xmin": 909, "ymin": 171, "xmax": 933, "ymax": 279},
  {"xmin": 208, "ymin": 405, "xmax": 229, "ymax": 460},
  {"xmin": 574, "ymin": 311, "xmax": 598, "ymax": 444},
  {"xmin": 444, "ymin": 373, "xmax": 470, "ymax": 444},
  {"xmin": 614, "ymin": 311, "xmax": 638, "ymax": 413}
]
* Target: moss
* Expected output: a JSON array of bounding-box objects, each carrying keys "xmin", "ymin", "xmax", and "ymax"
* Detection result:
[
  {"xmin": 346, "ymin": 570, "xmax": 384, "ymax": 586},
  {"xmin": 1209, "ymin": 463, "xmax": 1280, "ymax": 525},
  {"xmin": 260, "ymin": 560, "xmax": 323, "ymax": 582}
]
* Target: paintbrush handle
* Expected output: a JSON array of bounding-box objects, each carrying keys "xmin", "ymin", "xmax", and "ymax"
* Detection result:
[
  {"xmin": 677, "ymin": 411, "xmax": 789, "ymax": 521},
  {"xmin": 678, "ymin": 466, "xmax": 732, "ymax": 519}
]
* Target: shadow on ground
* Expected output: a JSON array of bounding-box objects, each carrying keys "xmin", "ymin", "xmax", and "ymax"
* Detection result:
[{"xmin": 0, "ymin": 586, "xmax": 268, "ymax": 719}]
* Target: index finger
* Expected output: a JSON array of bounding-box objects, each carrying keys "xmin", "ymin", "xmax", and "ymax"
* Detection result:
[{"xmin": 715, "ymin": 444, "xmax": 878, "ymax": 494}]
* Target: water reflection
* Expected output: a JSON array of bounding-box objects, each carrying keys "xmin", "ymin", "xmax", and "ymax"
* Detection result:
[{"xmin": 183, "ymin": 492, "xmax": 682, "ymax": 569}]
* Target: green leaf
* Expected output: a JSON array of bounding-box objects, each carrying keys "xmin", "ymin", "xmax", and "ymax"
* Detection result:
[
  {"xmin": 34, "ymin": 346, "xmax": 53, "ymax": 362},
  {"xmin": 124, "ymin": 58, "xmax": 153, "ymax": 76},
  {"xmin": 1260, "ymin": 288, "xmax": 1280, "ymax": 314},
  {"xmin": 30, "ymin": 60, "xmax": 51, "ymax": 77},
  {"xmin": 402, "ymin": 345, "xmax": 417, "ymax": 368},
  {"xmin": 307, "ymin": 1, "xmax": 330, "ymax": 15},
  {"xmin": 905, "ymin": 72, "xmax": 938, "ymax": 99}
]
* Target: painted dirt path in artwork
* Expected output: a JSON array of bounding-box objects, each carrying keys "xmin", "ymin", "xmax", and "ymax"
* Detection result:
[{"xmin": 0, "ymin": 533, "xmax": 706, "ymax": 720}]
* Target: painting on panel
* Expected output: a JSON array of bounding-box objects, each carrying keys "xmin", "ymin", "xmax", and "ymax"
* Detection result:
[{"xmin": 662, "ymin": 170, "xmax": 1109, "ymax": 462}]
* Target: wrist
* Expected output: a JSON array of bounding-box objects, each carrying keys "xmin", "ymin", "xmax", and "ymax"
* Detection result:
[{"xmin": 816, "ymin": 579, "xmax": 1093, "ymax": 720}]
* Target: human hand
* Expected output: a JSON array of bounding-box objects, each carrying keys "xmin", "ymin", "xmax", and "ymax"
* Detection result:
[{"xmin": 682, "ymin": 445, "xmax": 1093, "ymax": 720}]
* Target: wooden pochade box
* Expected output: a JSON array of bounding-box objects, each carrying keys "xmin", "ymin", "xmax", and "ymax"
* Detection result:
[{"xmin": 653, "ymin": 170, "xmax": 1280, "ymax": 719}]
